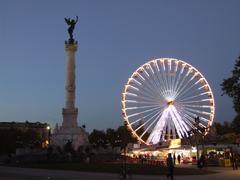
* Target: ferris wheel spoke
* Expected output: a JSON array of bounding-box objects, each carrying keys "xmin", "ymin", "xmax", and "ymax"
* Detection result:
[
  {"xmin": 182, "ymin": 116, "xmax": 195, "ymax": 129},
  {"xmin": 172, "ymin": 63, "xmax": 186, "ymax": 93},
  {"xmin": 172, "ymin": 68, "xmax": 182, "ymax": 92},
  {"xmin": 177, "ymin": 110, "xmax": 195, "ymax": 129},
  {"xmin": 163, "ymin": 65, "xmax": 172, "ymax": 98},
  {"xmin": 170, "ymin": 106, "xmax": 190, "ymax": 136},
  {"xmin": 133, "ymin": 72, "xmax": 161, "ymax": 98},
  {"xmin": 174, "ymin": 74, "xmax": 197, "ymax": 100},
  {"xmin": 168, "ymin": 60, "xmax": 177, "ymax": 98},
  {"xmin": 179, "ymin": 98, "xmax": 213, "ymax": 105},
  {"xmin": 183, "ymin": 113, "xmax": 196, "ymax": 127},
  {"xmin": 145, "ymin": 63, "xmax": 168, "ymax": 98},
  {"xmin": 161, "ymin": 123, "xmax": 168, "ymax": 141},
  {"xmin": 175, "ymin": 77, "xmax": 205, "ymax": 101},
  {"xmin": 124, "ymin": 104, "xmax": 164, "ymax": 111},
  {"xmin": 165, "ymin": 60, "xmax": 171, "ymax": 97},
  {"xmin": 161, "ymin": 72, "xmax": 170, "ymax": 98},
  {"xmin": 173, "ymin": 106, "xmax": 192, "ymax": 131},
  {"xmin": 124, "ymin": 88, "xmax": 163, "ymax": 102},
  {"xmin": 146, "ymin": 107, "xmax": 169, "ymax": 144},
  {"xmin": 123, "ymin": 99, "xmax": 160, "ymax": 104},
  {"xmin": 137, "ymin": 81, "xmax": 160, "ymax": 99},
  {"xmin": 168, "ymin": 107, "xmax": 184, "ymax": 138},
  {"xmin": 159, "ymin": 61, "xmax": 170, "ymax": 96},
  {"xmin": 143, "ymin": 67, "xmax": 166, "ymax": 99},
  {"xmin": 151, "ymin": 63, "xmax": 171, "ymax": 98},
  {"xmin": 178, "ymin": 91, "xmax": 211, "ymax": 102},
  {"xmin": 127, "ymin": 106, "xmax": 161, "ymax": 119},
  {"xmin": 166, "ymin": 120, "xmax": 171, "ymax": 140},
  {"xmin": 171, "ymin": 120, "xmax": 177, "ymax": 139},
  {"xmin": 181, "ymin": 109, "xmax": 208, "ymax": 129},
  {"xmin": 135, "ymin": 94, "xmax": 162, "ymax": 104},
  {"xmin": 139, "ymin": 109, "xmax": 164, "ymax": 139},
  {"xmin": 174, "ymin": 72, "xmax": 192, "ymax": 99},
  {"xmin": 141, "ymin": 67, "xmax": 162, "ymax": 96},
  {"xmin": 181, "ymin": 108, "xmax": 209, "ymax": 124},
  {"xmin": 129, "ymin": 107, "xmax": 163, "ymax": 126},
  {"xmin": 154, "ymin": 60, "xmax": 167, "ymax": 97},
  {"xmin": 182, "ymin": 106, "xmax": 212, "ymax": 118},
  {"xmin": 169, "ymin": 60, "xmax": 178, "ymax": 98},
  {"xmin": 164, "ymin": 60, "xmax": 172, "ymax": 95},
  {"xmin": 177, "ymin": 83, "xmax": 203, "ymax": 101},
  {"xmin": 134, "ymin": 109, "xmax": 162, "ymax": 133},
  {"xmin": 135, "ymin": 84, "xmax": 163, "ymax": 101},
  {"xmin": 153, "ymin": 63, "xmax": 169, "ymax": 98},
  {"xmin": 182, "ymin": 104, "xmax": 212, "ymax": 109},
  {"xmin": 124, "ymin": 91, "xmax": 158, "ymax": 103}
]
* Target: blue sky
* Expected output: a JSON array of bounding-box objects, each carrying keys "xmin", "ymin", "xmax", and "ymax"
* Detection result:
[{"xmin": 0, "ymin": 0, "xmax": 239, "ymax": 132}]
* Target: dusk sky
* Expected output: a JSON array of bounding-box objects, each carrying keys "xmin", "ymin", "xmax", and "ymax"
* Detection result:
[{"xmin": 0, "ymin": 0, "xmax": 240, "ymax": 132}]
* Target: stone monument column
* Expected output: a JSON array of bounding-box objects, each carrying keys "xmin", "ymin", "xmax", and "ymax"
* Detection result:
[
  {"xmin": 52, "ymin": 16, "xmax": 88, "ymax": 150},
  {"xmin": 62, "ymin": 41, "xmax": 78, "ymax": 128}
]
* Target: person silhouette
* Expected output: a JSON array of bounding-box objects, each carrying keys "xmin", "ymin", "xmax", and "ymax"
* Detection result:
[
  {"xmin": 177, "ymin": 154, "xmax": 181, "ymax": 164},
  {"xmin": 173, "ymin": 153, "xmax": 176, "ymax": 165},
  {"xmin": 166, "ymin": 153, "xmax": 174, "ymax": 180}
]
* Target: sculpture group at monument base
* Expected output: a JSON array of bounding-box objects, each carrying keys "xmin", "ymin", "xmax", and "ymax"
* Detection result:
[{"xmin": 52, "ymin": 125, "xmax": 89, "ymax": 150}]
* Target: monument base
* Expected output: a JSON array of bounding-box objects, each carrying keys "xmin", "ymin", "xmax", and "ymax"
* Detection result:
[{"xmin": 51, "ymin": 125, "xmax": 88, "ymax": 150}]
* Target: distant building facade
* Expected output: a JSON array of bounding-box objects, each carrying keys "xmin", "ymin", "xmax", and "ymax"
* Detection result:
[{"xmin": 0, "ymin": 121, "xmax": 50, "ymax": 147}]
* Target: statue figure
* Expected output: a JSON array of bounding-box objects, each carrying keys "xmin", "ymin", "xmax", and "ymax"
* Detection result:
[{"xmin": 65, "ymin": 16, "xmax": 78, "ymax": 42}]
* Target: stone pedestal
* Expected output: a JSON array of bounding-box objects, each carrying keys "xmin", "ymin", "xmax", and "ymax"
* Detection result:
[
  {"xmin": 52, "ymin": 126, "xmax": 88, "ymax": 150},
  {"xmin": 52, "ymin": 40, "xmax": 88, "ymax": 150}
]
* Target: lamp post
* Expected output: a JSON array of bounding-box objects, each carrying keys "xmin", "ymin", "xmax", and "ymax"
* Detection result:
[
  {"xmin": 194, "ymin": 117, "xmax": 200, "ymax": 161},
  {"xmin": 123, "ymin": 121, "xmax": 128, "ymax": 180},
  {"xmin": 46, "ymin": 125, "xmax": 51, "ymax": 146},
  {"xmin": 193, "ymin": 117, "xmax": 208, "ymax": 164}
]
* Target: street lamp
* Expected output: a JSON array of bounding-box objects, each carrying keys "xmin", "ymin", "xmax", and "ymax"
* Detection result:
[
  {"xmin": 194, "ymin": 117, "xmax": 200, "ymax": 161},
  {"xmin": 46, "ymin": 125, "xmax": 51, "ymax": 146},
  {"xmin": 123, "ymin": 121, "xmax": 128, "ymax": 180},
  {"xmin": 193, "ymin": 117, "xmax": 208, "ymax": 164}
]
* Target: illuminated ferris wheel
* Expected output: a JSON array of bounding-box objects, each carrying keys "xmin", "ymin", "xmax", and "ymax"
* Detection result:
[{"xmin": 122, "ymin": 58, "xmax": 215, "ymax": 145}]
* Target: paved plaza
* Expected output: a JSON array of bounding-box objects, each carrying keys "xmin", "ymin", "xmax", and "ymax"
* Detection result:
[{"xmin": 0, "ymin": 166, "xmax": 239, "ymax": 180}]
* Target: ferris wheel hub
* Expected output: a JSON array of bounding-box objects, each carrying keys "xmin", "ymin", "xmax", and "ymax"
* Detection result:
[{"xmin": 167, "ymin": 100, "xmax": 174, "ymax": 106}]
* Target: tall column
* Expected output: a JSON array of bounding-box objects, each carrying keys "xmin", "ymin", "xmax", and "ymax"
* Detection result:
[{"xmin": 62, "ymin": 41, "xmax": 78, "ymax": 128}]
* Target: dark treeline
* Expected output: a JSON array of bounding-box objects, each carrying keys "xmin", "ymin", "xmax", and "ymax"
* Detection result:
[
  {"xmin": 0, "ymin": 128, "xmax": 41, "ymax": 154},
  {"xmin": 89, "ymin": 125, "xmax": 137, "ymax": 149},
  {"xmin": 214, "ymin": 115, "xmax": 240, "ymax": 135}
]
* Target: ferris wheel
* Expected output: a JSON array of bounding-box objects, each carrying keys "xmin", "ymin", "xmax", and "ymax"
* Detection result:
[{"xmin": 122, "ymin": 58, "xmax": 215, "ymax": 145}]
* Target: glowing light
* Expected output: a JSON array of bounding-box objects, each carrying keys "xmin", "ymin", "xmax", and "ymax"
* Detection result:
[
  {"xmin": 169, "ymin": 139, "xmax": 181, "ymax": 148},
  {"xmin": 122, "ymin": 58, "xmax": 215, "ymax": 145},
  {"xmin": 45, "ymin": 140, "xmax": 49, "ymax": 145},
  {"xmin": 167, "ymin": 100, "xmax": 174, "ymax": 106}
]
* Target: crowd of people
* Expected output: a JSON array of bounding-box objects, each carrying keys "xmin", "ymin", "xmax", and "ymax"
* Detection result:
[{"xmin": 165, "ymin": 151, "xmax": 239, "ymax": 180}]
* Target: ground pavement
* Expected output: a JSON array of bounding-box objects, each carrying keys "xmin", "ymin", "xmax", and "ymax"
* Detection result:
[{"xmin": 0, "ymin": 165, "xmax": 239, "ymax": 180}]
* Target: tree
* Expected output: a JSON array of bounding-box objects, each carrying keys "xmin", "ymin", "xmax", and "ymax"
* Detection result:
[
  {"xmin": 116, "ymin": 125, "xmax": 137, "ymax": 148},
  {"xmin": 89, "ymin": 129, "xmax": 107, "ymax": 148},
  {"xmin": 0, "ymin": 128, "xmax": 42, "ymax": 154},
  {"xmin": 231, "ymin": 114, "xmax": 240, "ymax": 134},
  {"xmin": 105, "ymin": 128, "xmax": 117, "ymax": 147},
  {"xmin": 221, "ymin": 56, "xmax": 240, "ymax": 113},
  {"xmin": 214, "ymin": 121, "xmax": 233, "ymax": 135}
]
